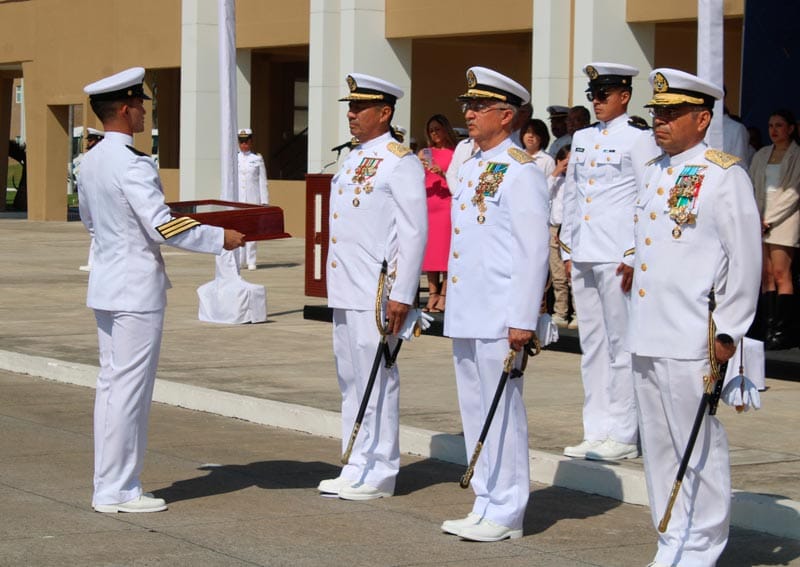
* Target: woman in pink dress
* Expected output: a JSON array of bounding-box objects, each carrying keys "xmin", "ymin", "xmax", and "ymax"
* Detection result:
[{"xmin": 418, "ymin": 114, "xmax": 458, "ymax": 312}]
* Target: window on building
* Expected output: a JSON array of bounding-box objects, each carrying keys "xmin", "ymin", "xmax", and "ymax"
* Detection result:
[{"xmin": 294, "ymin": 80, "xmax": 308, "ymax": 135}]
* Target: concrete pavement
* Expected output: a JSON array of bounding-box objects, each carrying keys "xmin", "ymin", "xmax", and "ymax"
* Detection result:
[{"xmin": 0, "ymin": 219, "xmax": 798, "ymax": 563}]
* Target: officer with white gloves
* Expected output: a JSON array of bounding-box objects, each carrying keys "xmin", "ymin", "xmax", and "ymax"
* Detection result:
[
  {"xmin": 442, "ymin": 67, "xmax": 549, "ymax": 543},
  {"xmin": 317, "ymin": 73, "xmax": 427, "ymax": 502},
  {"xmin": 630, "ymin": 68, "xmax": 761, "ymax": 567},
  {"xmin": 236, "ymin": 128, "xmax": 269, "ymax": 270},
  {"xmin": 559, "ymin": 62, "xmax": 661, "ymax": 462},
  {"xmin": 79, "ymin": 67, "xmax": 244, "ymax": 514}
]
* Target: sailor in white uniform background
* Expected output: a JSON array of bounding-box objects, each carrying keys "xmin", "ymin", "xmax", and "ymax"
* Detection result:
[
  {"xmin": 78, "ymin": 67, "xmax": 245, "ymax": 513},
  {"xmin": 317, "ymin": 73, "xmax": 427, "ymax": 501},
  {"xmin": 631, "ymin": 69, "xmax": 761, "ymax": 567},
  {"xmin": 559, "ymin": 62, "xmax": 661, "ymax": 462},
  {"xmin": 236, "ymin": 128, "xmax": 269, "ymax": 270},
  {"xmin": 442, "ymin": 67, "xmax": 549, "ymax": 542}
]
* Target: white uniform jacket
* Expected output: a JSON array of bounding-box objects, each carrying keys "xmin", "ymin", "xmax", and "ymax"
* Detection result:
[
  {"xmin": 326, "ymin": 132, "xmax": 427, "ymax": 309},
  {"xmin": 560, "ymin": 114, "xmax": 660, "ymax": 265},
  {"xmin": 629, "ymin": 143, "xmax": 762, "ymax": 359},
  {"xmin": 237, "ymin": 150, "xmax": 269, "ymax": 204},
  {"xmin": 78, "ymin": 132, "xmax": 224, "ymax": 312},
  {"xmin": 444, "ymin": 138, "xmax": 550, "ymax": 339}
]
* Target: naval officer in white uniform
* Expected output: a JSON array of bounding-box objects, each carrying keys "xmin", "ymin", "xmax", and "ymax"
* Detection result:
[
  {"xmin": 442, "ymin": 67, "xmax": 549, "ymax": 542},
  {"xmin": 236, "ymin": 128, "xmax": 269, "ymax": 270},
  {"xmin": 317, "ymin": 73, "xmax": 427, "ymax": 501},
  {"xmin": 78, "ymin": 67, "xmax": 245, "ymax": 513},
  {"xmin": 632, "ymin": 69, "xmax": 761, "ymax": 567},
  {"xmin": 560, "ymin": 62, "xmax": 660, "ymax": 462}
]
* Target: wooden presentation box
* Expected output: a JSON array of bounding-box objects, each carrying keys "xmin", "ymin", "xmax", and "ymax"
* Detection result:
[{"xmin": 167, "ymin": 200, "xmax": 291, "ymax": 241}]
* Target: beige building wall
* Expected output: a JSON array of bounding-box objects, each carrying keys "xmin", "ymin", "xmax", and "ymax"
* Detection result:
[{"xmin": 0, "ymin": 0, "xmax": 747, "ymax": 226}]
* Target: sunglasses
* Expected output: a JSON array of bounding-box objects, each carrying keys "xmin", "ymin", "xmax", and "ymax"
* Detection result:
[
  {"xmin": 648, "ymin": 106, "xmax": 704, "ymax": 122},
  {"xmin": 586, "ymin": 88, "xmax": 616, "ymax": 103}
]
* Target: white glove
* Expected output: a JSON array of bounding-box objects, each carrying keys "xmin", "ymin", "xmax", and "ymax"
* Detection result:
[
  {"xmin": 536, "ymin": 313, "xmax": 559, "ymax": 347},
  {"xmin": 398, "ymin": 309, "xmax": 434, "ymax": 341},
  {"xmin": 721, "ymin": 374, "xmax": 761, "ymax": 412}
]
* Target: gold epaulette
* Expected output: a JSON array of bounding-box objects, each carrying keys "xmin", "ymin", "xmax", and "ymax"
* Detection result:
[
  {"xmin": 705, "ymin": 149, "xmax": 740, "ymax": 169},
  {"xmin": 156, "ymin": 216, "xmax": 201, "ymax": 240},
  {"xmin": 388, "ymin": 141, "xmax": 412, "ymax": 157},
  {"xmin": 558, "ymin": 239, "xmax": 572, "ymax": 254},
  {"xmin": 623, "ymin": 247, "xmax": 635, "ymax": 257},
  {"xmin": 646, "ymin": 152, "xmax": 666, "ymax": 167},
  {"xmin": 508, "ymin": 147, "xmax": 533, "ymax": 164}
]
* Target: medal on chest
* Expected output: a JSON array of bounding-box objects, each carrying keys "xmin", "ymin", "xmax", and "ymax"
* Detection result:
[
  {"xmin": 349, "ymin": 156, "xmax": 383, "ymax": 207},
  {"xmin": 667, "ymin": 165, "xmax": 706, "ymax": 238},
  {"xmin": 470, "ymin": 162, "xmax": 508, "ymax": 224}
]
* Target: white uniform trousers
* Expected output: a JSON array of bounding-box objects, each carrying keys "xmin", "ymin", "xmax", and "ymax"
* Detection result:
[
  {"xmin": 571, "ymin": 261, "xmax": 637, "ymax": 444},
  {"xmin": 238, "ymin": 241, "xmax": 257, "ymax": 268},
  {"xmin": 453, "ymin": 338, "xmax": 529, "ymax": 529},
  {"xmin": 92, "ymin": 309, "xmax": 164, "ymax": 506},
  {"xmin": 332, "ymin": 308, "xmax": 400, "ymax": 493},
  {"xmin": 633, "ymin": 355, "xmax": 730, "ymax": 567}
]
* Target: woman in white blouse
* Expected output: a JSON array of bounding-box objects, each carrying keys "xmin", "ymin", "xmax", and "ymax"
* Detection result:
[{"xmin": 749, "ymin": 108, "xmax": 800, "ymax": 349}]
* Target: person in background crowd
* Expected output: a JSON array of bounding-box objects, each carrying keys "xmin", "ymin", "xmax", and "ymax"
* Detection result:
[
  {"xmin": 548, "ymin": 145, "xmax": 575, "ymax": 329},
  {"xmin": 79, "ymin": 67, "xmax": 244, "ymax": 514},
  {"xmin": 419, "ymin": 114, "xmax": 458, "ymax": 313},
  {"xmin": 749, "ymin": 108, "xmax": 800, "ymax": 350},
  {"xmin": 318, "ymin": 73, "xmax": 427, "ymax": 501},
  {"xmin": 236, "ymin": 128, "xmax": 269, "ymax": 271},
  {"xmin": 442, "ymin": 66, "xmax": 549, "ymax": 543},
  {"xmin": 547, "ymin": 105, "xmax": 571, "ymax": 158},
  {"xmin": 722, "ymin": 88, "xmax": 754, "ymax": 167},
  {"xmin": 567, "ymin": 105, "xmax": 591, "ymax": 136},
  {"xmin": 520, "ymin": 118, "xmax": 555, "ymax": 177},
  {"xmin": 560, "ymin": 62, "xmax": 660, "ymax": 462},
  {"xmin": 631, "ymin": 67, "xmax": 760, "ymax": 567}
]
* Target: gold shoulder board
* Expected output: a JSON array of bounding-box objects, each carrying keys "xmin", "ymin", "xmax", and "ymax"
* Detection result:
[
  {"xmin": 508, "ymin": 147, "xmax": 533, "ymax": 164},
  {"xmin": 645, "ymin": 152, "xmax": 666, "ymax": 167},
  {"xmin": 387, "ymin": 141, "xmax": 411, "ymax": 157},
  {"xmin": 156, "ymin": 216, "xmax": 201, "ymax": 240},
  {"xmin": 705, "ymin": 149, "xmax": 740, "ymax": 169}
]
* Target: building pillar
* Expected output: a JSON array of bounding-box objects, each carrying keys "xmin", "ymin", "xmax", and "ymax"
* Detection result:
[
  {"xmin": 237, "ymin": 49, "xmax": 252, "ymax": 131},
  {"xmin": 308, "ymin": 0, "xmax": 412, "ymax": 174},
  {"xmin": 572, "ymin": 0, "xmax": 655, "ymax": 115},
  {"xmin": 532, "ymin": 0, "xmax": 572, "ymax": 113},
  {"xmin": 180, "ymin": 0, "xmax": 221, "ymax": 200}
]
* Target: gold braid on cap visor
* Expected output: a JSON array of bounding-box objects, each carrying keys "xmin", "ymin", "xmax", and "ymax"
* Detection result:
[
  {"xmin": 461, "ymin": 89, "xmax": 508, "ymax": 101},
  {"xmin": 646, "ymin": 92, "xmax": 707, "ymax": 106},
  {"xmin": 341, "ymin": 92, "xmax": 385, "ymax": 101}
]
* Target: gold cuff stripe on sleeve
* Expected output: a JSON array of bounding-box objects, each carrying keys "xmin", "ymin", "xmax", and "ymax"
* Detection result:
[
  {"xmin": 156, "ymin": 216, "xmax": 201, "ymax": 239},
  {"xmin": 558, "ymin": 240, "xmax": 572, "ymax": 254},
  {"xmin": 623, "ymin": 247, "xmax": 635, "ymax": 257}
]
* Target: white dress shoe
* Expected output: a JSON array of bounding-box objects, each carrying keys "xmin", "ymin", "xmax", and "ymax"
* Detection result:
[
  {"xmin": 458, "ymin": 518, "xmax": 522, "ymax": 542},
  {"xmin": 93, "ymin": 494, "xmax": 167, "ymax": 514},
  {"xmin": 563, "ymin": 439, "xmax": 603, "ymax": 458},
  {"xmin": 338, "ymin": 483, "xmax": 392, "ymax": 501},
  {"xmin": 247, "ymin": 264, "xmax": 257, "ymax": 271},
  {"xmin": 317, "ymin": 476, "xmax": 353, "ymax": 495},
  {"xmin": 585, "ymin": 439, "xmax": 639, "ymax": 461},
  {"xmin": 441, "ymin": 513, "xmax": 481, "ymax": 535}
]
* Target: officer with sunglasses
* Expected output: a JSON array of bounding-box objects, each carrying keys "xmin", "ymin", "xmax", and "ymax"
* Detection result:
[{"xmin": 559, "ymin": 62, "xmax": 660, "ymax": 462}]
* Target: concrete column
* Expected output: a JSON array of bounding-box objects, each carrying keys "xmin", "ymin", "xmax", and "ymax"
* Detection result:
[
  {"xmin": 180, "ymin": 0, "xmax": 221, "ymax": 200},
  {"xmin": 532, "ymin": 0, "xmax": 572, "ymax": 113},
  {"xmin": 572, "ymin": 0, "xmax": 655, "ymax": 116},
  {"xmin": 236, "ymin": 49, "xmax": 252, "ymax": 131},
  {"xmin": 308, "ymin": 0, "xmax": 412, "ymax": 174}
]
